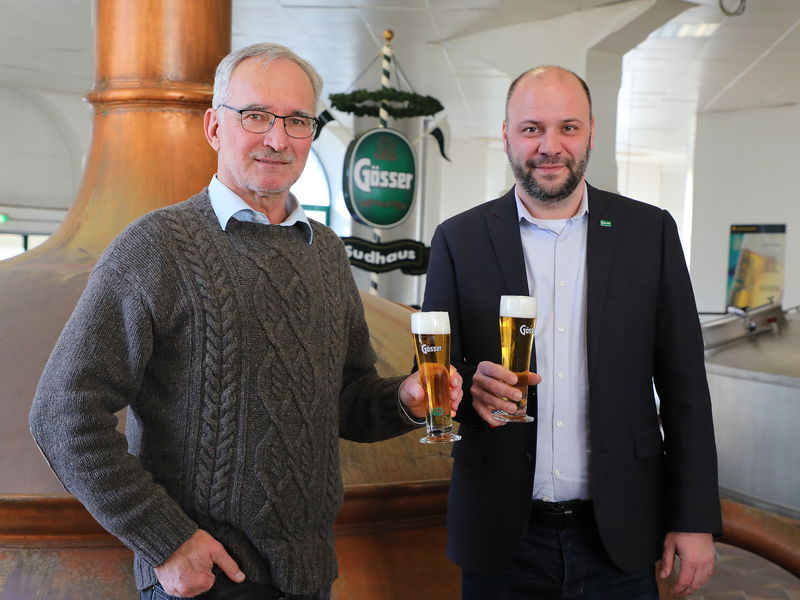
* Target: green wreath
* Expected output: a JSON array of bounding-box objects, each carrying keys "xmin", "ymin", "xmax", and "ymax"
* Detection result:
[{"xmin": 329, "ymin": 88, "xmax": 443, "ymax": 119}]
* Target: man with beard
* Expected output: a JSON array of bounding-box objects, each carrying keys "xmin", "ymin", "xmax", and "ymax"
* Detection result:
[
  {"xmin": 30, "ymin": 43, "xmax": 462, "ymax": 600},
  {"xmin": 421, "ymin": 66, "xmax": 721, "ymax": 599}
]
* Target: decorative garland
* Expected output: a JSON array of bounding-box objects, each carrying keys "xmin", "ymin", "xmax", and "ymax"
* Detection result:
[{"xmin": 329, "ymin": 88, "xmax": 443, "ymax": 119}]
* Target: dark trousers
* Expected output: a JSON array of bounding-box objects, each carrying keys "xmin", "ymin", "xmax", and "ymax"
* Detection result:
[
  {"xmin": 141, "ymin": 576, "xmax": 331, "ymax": 600},
  {"xmin": 461, "ymin": 514, "xmax": 659, "ymax": 600}
]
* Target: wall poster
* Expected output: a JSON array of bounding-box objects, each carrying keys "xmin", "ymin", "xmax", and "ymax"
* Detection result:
[{"xmin": 726, "ymin": 224, "xmax": 786, "ymax": 309}]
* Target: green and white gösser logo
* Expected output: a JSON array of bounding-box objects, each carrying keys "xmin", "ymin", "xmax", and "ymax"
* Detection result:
[{"xmin": 343, "ymin": 128, "xmax": 417, "ymax": 229}]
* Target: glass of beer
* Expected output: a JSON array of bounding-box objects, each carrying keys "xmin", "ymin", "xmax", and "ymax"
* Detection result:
[
  {"xmin": 494, "ymin": 295, "xmax": 536, "ymax": 423},
  {"xmin": 410, "ymin": 311, "xmax": 460, "ymax": 444}
]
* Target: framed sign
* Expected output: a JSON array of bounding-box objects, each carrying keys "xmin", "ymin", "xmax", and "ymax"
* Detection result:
[
  {"xmin": 342, "ymin": 128, "xmax": 417, "ymax": 229},
  {"xmin": 726, "ymin": 224, "xmax": 786, "ymax": 309}
]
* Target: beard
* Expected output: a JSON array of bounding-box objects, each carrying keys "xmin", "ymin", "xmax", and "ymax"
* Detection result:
[{"xmin": 509, "ymin": 142, "xmax": 590, "ymax": 204}]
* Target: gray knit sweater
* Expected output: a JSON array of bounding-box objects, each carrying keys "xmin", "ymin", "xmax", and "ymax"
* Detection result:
[{"xmin": 29, "ymin": 191, "xmax": 416, "ymax": 593}]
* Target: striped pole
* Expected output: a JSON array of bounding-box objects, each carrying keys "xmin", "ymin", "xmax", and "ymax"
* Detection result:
[
  {"xmin": 370, "ymin": 29, "xmax": 394, "ymax": 296},
  {"xmin": 379, "ymin": 29, "xmax": 393, "ymax": 128}
]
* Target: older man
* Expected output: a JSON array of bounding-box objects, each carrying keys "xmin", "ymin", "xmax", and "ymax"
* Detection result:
[
  {"xmin": 30, "ymin": 43, "xmax": 461, "ymax": 600},
  {"xmin": 422, "ymin": 66, "xmax": 721, "ymax": 599}
]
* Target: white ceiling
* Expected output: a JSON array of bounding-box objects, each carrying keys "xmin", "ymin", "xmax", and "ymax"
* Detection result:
[
  {"xmin": 1, "ymin": 0, "xmax": 799, "ymax": 186},
  {"xmin": 619, "ymin": 0, "xmax": 800, "ymax": 164}
]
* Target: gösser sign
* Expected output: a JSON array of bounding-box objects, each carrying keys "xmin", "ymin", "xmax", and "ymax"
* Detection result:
[{"xmin": 343, "ymin": 128, "xmax": 417, "ymax": 229}]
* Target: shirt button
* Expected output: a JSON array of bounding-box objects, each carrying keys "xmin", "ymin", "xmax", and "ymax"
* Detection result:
[
  {"xmin": 558, "ymin": 281, "xmax": 566, "ymax": 287},
  {"xmin": 557, "ymin": 372, "xmax": 565, "ymax": 379},
  {"xmin": 554, "ymin": 469, "xmax": 561, "ymax": 477},
  {"xmin": 557, "ymin": 326, "xmax": 565, "ymax": 333},
  {"xmin": 556, "ymin": 420, "xmax": 564, "ymax": 428}
]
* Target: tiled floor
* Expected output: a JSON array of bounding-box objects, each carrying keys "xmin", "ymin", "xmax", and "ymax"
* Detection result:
[{"xmin": 662, "ymin": 543, "xmax": 800, "ymax": 600}]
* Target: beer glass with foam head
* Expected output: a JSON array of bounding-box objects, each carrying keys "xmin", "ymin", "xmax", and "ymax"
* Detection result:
[
  {"xmin": 410, "ymin": 311, "xmax": 461, "ymax": 444},
  {"xmin": 495, "ymin": 295, "xmax": 537, "ymax": 423}
]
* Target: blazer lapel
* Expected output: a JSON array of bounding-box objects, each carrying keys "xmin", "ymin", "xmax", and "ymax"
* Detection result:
[
  {"xmin": 586, "ymin": 185, "xmax": 616, "ymax": 377},
  {"xmin": 485, "ymin": 188, "xmax": 529, "ymax": 295}
]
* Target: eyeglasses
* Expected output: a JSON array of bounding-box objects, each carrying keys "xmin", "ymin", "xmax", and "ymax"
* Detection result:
[{"xmin": 219, "ymin": 104, "xmax": 319, "ymax": 139}]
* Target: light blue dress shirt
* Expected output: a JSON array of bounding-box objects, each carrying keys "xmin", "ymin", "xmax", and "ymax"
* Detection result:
[
  {"xmin": 516, "ymin": 184, "xmax": 591, "ymax": 502},
  {"xmin": 207, "ymin": 175, "xmax": 313, "ymax": 243}
]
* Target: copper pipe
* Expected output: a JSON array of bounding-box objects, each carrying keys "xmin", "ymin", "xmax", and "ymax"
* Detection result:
[
  {"xmin": 28, "ymin": 0, "xmax": 231, "ymax": 264},
  {"xmin": 720, "ymin": 498, "xmax": 800, "ymax": 577}
]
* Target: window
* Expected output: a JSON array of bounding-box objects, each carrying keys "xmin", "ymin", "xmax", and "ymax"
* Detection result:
[
  {"xmin": 0, "ymin": 233, "xmax": 49, "ymax": 260},
  {"xmin": 291, "ymin": 149, "xmax": 331, "ymax": 225}
]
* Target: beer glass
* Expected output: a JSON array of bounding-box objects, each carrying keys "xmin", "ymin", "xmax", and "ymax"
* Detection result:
[
  {"xmin": 410, "ymin": 311, "xmax": 460, "ymax": 444},
  {"xmin": 494, "ymin": 295, "xmax": 537, "ymax": 423}
]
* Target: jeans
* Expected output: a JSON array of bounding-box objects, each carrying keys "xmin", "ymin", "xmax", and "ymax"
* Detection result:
[
  {"xmin": 462, "ymin": 520, "xmax": 659, "ymax": 600},
  {"xmin": 140, "ymin": 575, "xmax": 332, "ymax": 600}
]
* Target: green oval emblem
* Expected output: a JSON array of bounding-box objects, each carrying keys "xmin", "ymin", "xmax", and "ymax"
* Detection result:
[{"xmin": 343, "ymin": 128, "xmax": 417, "ymax": 229}]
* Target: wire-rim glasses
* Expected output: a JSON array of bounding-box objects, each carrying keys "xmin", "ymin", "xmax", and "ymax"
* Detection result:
[{"xmin": 219, "ymin": 104, "xmax": 319, "ymax": 139}]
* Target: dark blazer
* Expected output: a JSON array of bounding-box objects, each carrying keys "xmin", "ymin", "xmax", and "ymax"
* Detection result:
[{"xmin": 422, "ymin": 184, "xmax": 722, "ymax": 574}]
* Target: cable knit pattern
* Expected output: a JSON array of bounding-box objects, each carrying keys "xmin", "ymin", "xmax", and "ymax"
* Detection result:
[
  {"xmin": 29, "ymin": 190, "xmax": 417, "ymax": 594},
  {"xmin": 163, "ymin": 210, "xmax": 241, "ymax": 526}
]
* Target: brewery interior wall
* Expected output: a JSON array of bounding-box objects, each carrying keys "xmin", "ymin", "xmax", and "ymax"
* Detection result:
[
  {"xmin": 691, "ymin": 103, "xmax": 800, "ymax": 312},
  {"xmin": 0, "ymin": 87, "xmax": 89, "ymax": 238}
]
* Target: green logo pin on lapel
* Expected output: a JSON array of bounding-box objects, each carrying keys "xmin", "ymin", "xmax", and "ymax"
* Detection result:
[{"xmin": 600, "ymin": 219, "xmax": 613, "ymax": 228}]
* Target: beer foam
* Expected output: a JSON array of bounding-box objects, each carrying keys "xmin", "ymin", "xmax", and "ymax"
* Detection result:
[
  {"xmin": 499, "ymin": 295, "xmax": 536, "ymax": 318},
  {"xmin": 410, "ymin": 311, "xmax": 451, "ymax": 334}
]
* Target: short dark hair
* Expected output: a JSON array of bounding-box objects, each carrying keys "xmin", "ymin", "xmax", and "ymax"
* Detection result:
[{"xmin": 505, "ymin": 66, "xmax": 592, "ymax": 120}]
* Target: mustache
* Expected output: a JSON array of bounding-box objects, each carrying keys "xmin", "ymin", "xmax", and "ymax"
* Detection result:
[
  {"xmin": 527, "ymin": 156, "xmax": 571, "ymax": 168},
  {"xmin": 251, "ymin": 150, "xmax": 294, "ymax": 163}
]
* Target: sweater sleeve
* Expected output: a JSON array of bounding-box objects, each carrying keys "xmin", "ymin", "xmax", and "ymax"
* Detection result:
[{"xmin": 29, "ymin": 263, "xmax": 198, "ymax": 567}]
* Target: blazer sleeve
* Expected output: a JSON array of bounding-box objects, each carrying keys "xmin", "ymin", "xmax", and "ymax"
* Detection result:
[{"xmin": 653, "ymin": 211, "xmax": 722, "ymax": 535}]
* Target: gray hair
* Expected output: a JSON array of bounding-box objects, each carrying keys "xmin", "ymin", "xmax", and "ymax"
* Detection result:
[{"xmin": 212, "ymin": 42, "xmax": 323, "ymax": 109}]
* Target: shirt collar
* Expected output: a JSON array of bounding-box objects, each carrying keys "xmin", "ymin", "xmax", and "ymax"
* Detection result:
[
  {"xmin": 515, "ymin": 182, "xmax": 589, "ymax": 230},
  {"xmin": 208, "ymin": 175, "xmax": 313, "ymax": 244}
]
